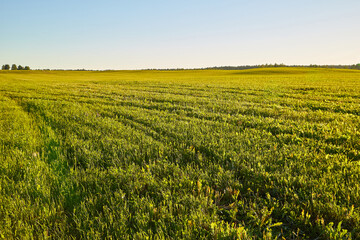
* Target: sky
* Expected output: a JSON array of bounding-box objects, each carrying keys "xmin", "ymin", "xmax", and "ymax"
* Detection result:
[{"xmin": 1, "ymin": 0, "xmax": 359, "ymax": 70}]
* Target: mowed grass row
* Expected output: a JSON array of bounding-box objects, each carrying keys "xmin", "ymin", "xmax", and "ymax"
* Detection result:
[{"xmin": 0, "ymin": 68, "xmax": 359, "ymax": 239}]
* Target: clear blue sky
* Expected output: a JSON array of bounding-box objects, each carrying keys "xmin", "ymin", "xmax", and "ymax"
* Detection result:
[{"xmin": 1, "ymin": 0, "xmax": 359, "ymax": 69}]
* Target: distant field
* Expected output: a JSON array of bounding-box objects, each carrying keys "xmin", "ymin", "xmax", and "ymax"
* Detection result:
[{"xmin": 0, "ymin": 68, "xmax": 359, "ymax": 239}]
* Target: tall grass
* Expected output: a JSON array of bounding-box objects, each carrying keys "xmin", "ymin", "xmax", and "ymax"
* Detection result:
[{"xmin": 0, "ymin": 68, "xmax": 359, "ymax": 239}]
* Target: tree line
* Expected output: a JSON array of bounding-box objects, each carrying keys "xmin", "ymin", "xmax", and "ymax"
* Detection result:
[
  {"xmin": 1, "ymin": 64, "xmax": 30, "ymax": 70},
  {"xmin": 205, "ymin": 63, "xmax": 360, "ymax": 70},
  {"xmin": 145, "ymin": 63, "xmax": 360, "ymax": 71}
]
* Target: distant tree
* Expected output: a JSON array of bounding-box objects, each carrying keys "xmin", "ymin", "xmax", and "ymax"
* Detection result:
[
  {"xmin": 24, "ymin": 66, "xmax": 30, "ymax": 70},
  {"xmin": 11, "ymin": 64, "xmax": 17, "ymax": 70},
  {"xmin": 17, "ymin": 65, "xmax": 24, "ymax": 70},
  {"xmin": 1, "ymin": 65, "xmax": 4, "ymax": 70},
  {"xmin": 3, "ymin": 64, "xmax": 10, "ymax": 70}
]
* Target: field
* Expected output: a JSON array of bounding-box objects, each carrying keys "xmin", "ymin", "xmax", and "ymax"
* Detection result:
[{"xmin": 0, "ymin": 68, "xmax": 359, "ymax": 239}]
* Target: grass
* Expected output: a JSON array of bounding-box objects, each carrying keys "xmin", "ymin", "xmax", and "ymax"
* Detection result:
[{"xmin": 0, "ymin": 67, "xmax": 359, "ymax": 239}]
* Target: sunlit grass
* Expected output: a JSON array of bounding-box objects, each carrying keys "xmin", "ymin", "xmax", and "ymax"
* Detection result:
[{"xmin": 0, "ymin": 68, "xmax": 359, "ymax": 239}]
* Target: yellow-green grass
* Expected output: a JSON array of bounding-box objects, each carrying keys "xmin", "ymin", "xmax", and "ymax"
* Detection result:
[{"xmin": 0, "ymin": 68, "xmax": 359, "ymax": 239}]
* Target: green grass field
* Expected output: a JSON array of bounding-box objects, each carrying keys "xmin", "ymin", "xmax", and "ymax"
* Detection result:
[{"xmin": 0, "ymin": 68, "xmax": 359, "ymax": 239}]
